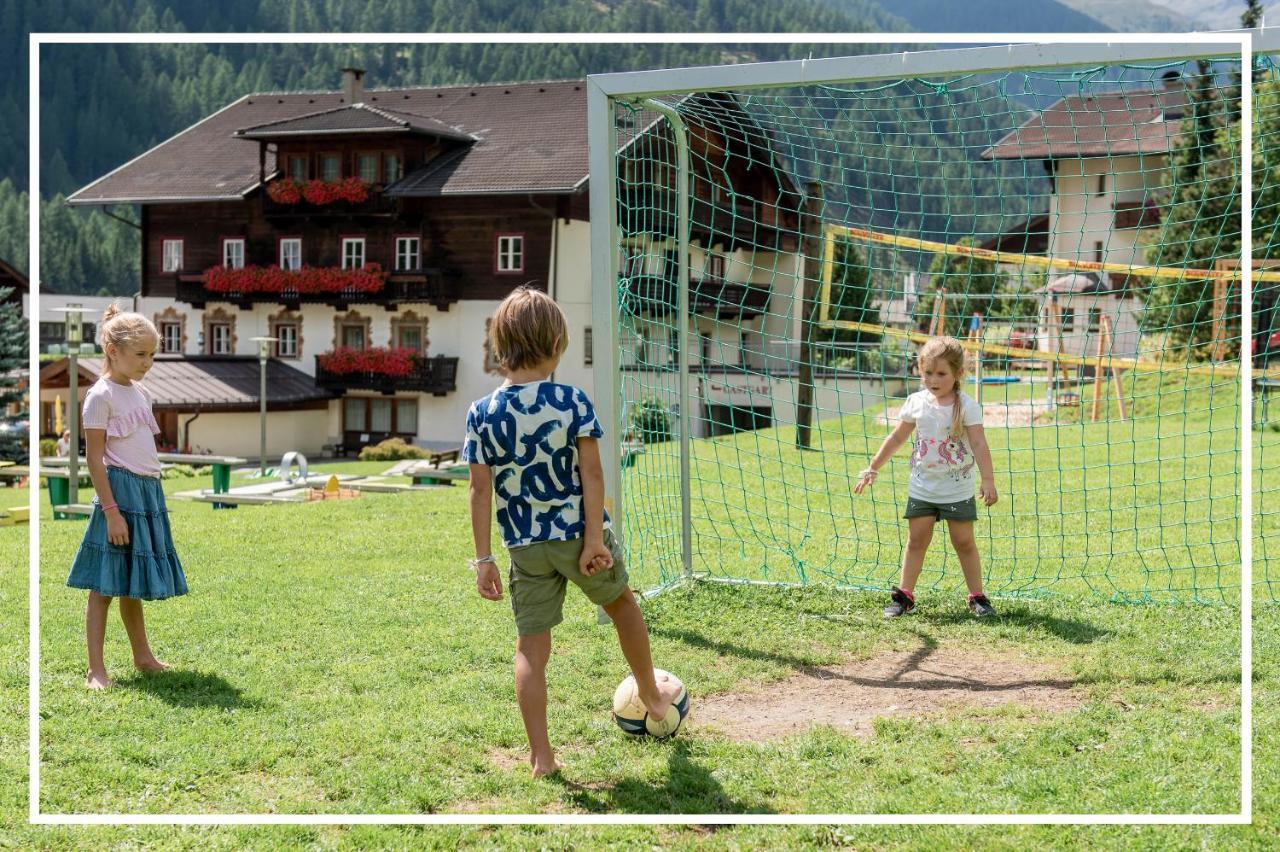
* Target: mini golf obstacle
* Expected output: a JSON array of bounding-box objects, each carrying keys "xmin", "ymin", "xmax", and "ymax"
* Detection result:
[{"xmin": 173, "ymin": 451, "xmax": 447, "ymax": 506}]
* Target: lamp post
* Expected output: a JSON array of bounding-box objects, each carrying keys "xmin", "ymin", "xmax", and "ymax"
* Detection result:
[
  {"xmin": 53, "ymin": 305, "xmax": 85, "ymax": 503},
  {"xmin": 250, "ymin": 337, "xmax": 277, "ymax": 477}
]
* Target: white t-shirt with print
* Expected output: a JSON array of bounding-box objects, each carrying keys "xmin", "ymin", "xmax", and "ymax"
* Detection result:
[{"xmin": 898, "ymin": 389, "xmax": 984, "ymax": 503}]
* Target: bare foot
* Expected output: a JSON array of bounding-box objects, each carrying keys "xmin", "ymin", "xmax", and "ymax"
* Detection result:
[
  {"xmin": 134, "ymin": 657, "xmax": 171, "ymax": 673},
  {"xmin": 644, "ymin": 676, "xmax": 684, "ymax": 722},
  {"xmin": 86, "ymin": 670, "xmax": 113, "ymax": 690},
  {"xmin": 530, "ymin": 755, "xmax": 563, "ymax": 778}
]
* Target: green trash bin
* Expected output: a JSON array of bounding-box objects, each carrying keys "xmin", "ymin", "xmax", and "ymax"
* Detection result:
[
  {"xmin": 48, "ymin": 476, "xmax": 70, "ymax": 520},
  {"xmin": 210, "ymin": 463, "xmax": 236, "ymax": 510}
]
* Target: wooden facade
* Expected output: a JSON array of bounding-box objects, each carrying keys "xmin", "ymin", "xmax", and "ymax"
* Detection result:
[{"xmin": 143, "ymin": 193, "xmax": 560, "ymax": 302}]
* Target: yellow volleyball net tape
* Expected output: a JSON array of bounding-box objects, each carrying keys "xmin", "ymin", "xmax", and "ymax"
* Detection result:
[{"xmin": 818, "ymin": 223, "xmax": 1272, "ymax": 379}]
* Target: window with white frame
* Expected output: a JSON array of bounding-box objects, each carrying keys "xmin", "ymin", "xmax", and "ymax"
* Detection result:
[
  {"xmin": 275, "ymin": 323, "xmax": 299, "ymax": 358},
  {"xmin": 223, "ymin": 238, "xmax": 245, "ymax": 269},
  {"xmin": 395, "ymin": 237, "xmax": 420, "ymax": 271},
  {"xmin": 497, "ymin": 235, "xmax": 524, "ymax": 272},
  {"xmin": 210, "ymin": 323, "xmax": 232, "ymax": 355},
  {"xmin": 162, "ymin": 239, "xmax": 183, "ymax": 272},
  {"xmin": 342, "ymin": 238, "xmax": 366, "ymax": 270},
  {"xmin": 279, "ymin": 238, "xmax": 302, "ymax": 271},
  {"xmin": 160, "ymin": 322, "xmax": 182, "ymax": 354}
]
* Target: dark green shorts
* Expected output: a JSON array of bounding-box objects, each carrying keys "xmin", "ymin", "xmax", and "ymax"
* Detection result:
[
  {"xmin": 903, "ymin": 496, "xmax": 978, "ymax": 522},
  {"xmin": 507, "ymin": 528, "xmax": 629, "ymax": 635}
]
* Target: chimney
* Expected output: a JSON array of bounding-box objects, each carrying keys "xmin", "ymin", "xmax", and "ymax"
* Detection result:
[
  {"xmin": 342, "ymin": 67, "xmax": 365, "ymax": 104},
  {"xmin": 1161, "ymin": 69, "xmax": 1184, "ymax": 92}
]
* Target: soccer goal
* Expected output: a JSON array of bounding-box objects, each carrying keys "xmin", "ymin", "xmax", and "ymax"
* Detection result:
[{"xmin": 587, "ymin": 36, "xmax": 1260, "ymax": 605}]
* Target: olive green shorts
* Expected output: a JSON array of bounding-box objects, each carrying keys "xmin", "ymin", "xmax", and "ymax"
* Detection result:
[
  {"xmin": 508, "ymin": 528, "xmax": 629, "ymax": 635},
  {"xmin": 903, "ymin": 496, "xmax": 978, "ymax": 522}
]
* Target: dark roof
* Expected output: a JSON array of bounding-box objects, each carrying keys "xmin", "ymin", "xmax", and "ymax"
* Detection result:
[
  {"xmin": 978, "ymin": 214, "xmax": 1050, "ymax": 255},
  {"xmin": 68, "ymin": 79, "xmax": 594, "ymax": 204},
  {"xmin": 235, "ymin": 103, "xmax": 476, "ymax": 143},
  {"xmin": 982, "ymin": 88, "xmax": 1189, "ymax": 161},
  {"xmin": 0, "ymin": 257, "xmax": 28, "ymax": 305},
  {"xmin": 39, "ymin": 356, "xmax": 334, "ymax": 411}
]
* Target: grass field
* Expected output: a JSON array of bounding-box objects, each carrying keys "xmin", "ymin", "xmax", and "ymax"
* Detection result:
[
  {"xmin": 0, "ymin": 399, "xmax": 1272, "ymax": 846},
  {"xmin": 626, "ymin": 374, "xmax": 1242, "ymax": 603}
]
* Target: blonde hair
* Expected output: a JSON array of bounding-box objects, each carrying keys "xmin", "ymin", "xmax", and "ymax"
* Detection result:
[
  {"xmin": 918, "ymin": 335, "xmax": 968, "ymax": 437},
  {"xmin": 98, "ymin": 303, "xmax": 159, "ymax": 365},
  {"xmin": 489, "ymin": 286, "xmax": 568, "ymax": 371}
]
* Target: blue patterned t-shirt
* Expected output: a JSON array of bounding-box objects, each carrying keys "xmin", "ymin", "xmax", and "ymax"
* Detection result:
[{"xmin": 461, "ymin": 380, "xmax": 611, "ymax": 548}]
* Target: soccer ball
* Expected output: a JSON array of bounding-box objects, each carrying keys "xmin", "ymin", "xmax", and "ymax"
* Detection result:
[{"xmin": 611, "ymin": 669, "xmax": 690, "ymax": 739}]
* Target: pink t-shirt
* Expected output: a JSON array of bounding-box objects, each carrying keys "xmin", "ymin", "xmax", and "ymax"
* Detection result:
[{"xmin": 81, "ymin": 377, "xmax": 162, "ymax": 477}]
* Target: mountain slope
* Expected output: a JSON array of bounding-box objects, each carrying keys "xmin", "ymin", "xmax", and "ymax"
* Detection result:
[{"xmin": 861, "ymin": 0, "xmax": 1109, "ymax": 32}]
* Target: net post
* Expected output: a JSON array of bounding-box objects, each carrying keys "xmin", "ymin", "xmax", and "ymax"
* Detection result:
[
  {"xmin": 1102, "ymin": 315, "xmax": 1128, "ymax": 419},
  {"xmin": 1091, "ymin": 313, "xmax": 1106, "ymax": 422},
  {"xmin": 640, "ymin": 98, "xmax": 694, "ymax": 580},
  {"xmin": 587, "ymin": 81, "xmax": 623, "ymax": 536},
  {"xmin": 931, "ymin": 287, "xmax": 947, "ymax": 336},
  {"xmin": 970, "ymin": 313, "xmax": 984, "ymax": 404},
  {"xmin": 796, "ymin": 180, "xmax": 824, "ymax": 451}
]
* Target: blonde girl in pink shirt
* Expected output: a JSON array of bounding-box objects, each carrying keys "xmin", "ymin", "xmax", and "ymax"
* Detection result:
[{"xmin": 66, "ymin": 304, "xmax": 187, "ymax": 689}]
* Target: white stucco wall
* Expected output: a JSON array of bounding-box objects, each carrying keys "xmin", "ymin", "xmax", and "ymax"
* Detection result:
[
  {"xmin": 185, "ymin": 409, "xmax": 331, "ymax": 458},
  {"xmin": 1050, "ymin": 154, "xmax": 1171, "ymax": 268}
]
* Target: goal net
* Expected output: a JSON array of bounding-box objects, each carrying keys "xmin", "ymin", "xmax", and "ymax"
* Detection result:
[{"xmin": 589, "ymin": 40, "xmax": 1257, "ymax": 604}]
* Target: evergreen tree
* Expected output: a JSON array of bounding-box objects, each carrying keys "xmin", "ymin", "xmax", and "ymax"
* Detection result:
[
  {"xmin": 916, "ymin": 237, "xmax": 1005, "ymax": 338},
  {"xmin": 817, "ymin": 235, "xmax": 879, "ymax": 346},
  {"xmin": 1144, "ymin": 63, "xmax": 1236, "ymax": 351},
  {"xmin": 0, "ymin": 286, "xmax": 27, "ymax": 463}
]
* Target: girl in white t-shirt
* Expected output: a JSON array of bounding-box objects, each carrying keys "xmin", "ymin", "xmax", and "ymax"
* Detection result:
[
  {"xmin": 66, "ymin": 304, "xmax": 187, "ymax": 689},
  {"xmin": 855, "ymin": 336, "xmax": 999, "ymax": 618}
]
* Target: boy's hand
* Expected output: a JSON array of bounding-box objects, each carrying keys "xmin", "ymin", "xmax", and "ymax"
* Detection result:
[
  {"xmin": 853, "ymin": 468, "xmax": 877, "ymax": 495},
  {"xmin": 980, "ymin": 480, "xmax": 999, "ymax": 506},
  {"xmin": 475, "ymin": 562, "xmax": 503, "ymax": 601},
  {"xmin": 579, "ymin": 539, "xmax": 613, "ymax": 576}
]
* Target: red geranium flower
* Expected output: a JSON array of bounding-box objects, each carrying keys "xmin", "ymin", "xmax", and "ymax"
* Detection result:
[
  {"xmin": 317, "ymin": 346, "xmax": 418, "ymax": 377},
  {"xmin": 203, "ymin": 264, "xmax": 387, "ymax": 295},
  {"xmin": 266, "ymin": 177, "xmax": 372, "ymax": 206}
]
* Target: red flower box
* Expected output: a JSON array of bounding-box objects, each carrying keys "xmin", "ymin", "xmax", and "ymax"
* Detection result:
[
  {"xmin": 317, "ymin": 346, "xmax": 418, "ymax": 377},
  {"xmin": 202, "ymin": 264, "xmax": 387, "ymax": 295},
  {"xmin": 266, "ymin": 177, "xmax": 370, "ymax": 206}
]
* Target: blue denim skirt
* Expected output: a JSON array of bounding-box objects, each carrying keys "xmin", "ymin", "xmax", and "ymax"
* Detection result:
[{"xmin": 66, "ymin": 466, "xmax": 187, "ymax": 600}]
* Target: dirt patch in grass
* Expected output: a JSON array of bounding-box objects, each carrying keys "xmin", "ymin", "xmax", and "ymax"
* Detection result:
[{"xmin": 692, "ymin": 642, "xmax": 1082, "ymax": 742}]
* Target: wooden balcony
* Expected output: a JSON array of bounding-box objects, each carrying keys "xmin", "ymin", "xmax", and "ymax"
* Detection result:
[
  {"xmin": 621, "ymin": 273, "xmax": 771, "ymax": 319},
  {"xmin": 617, "ymin": 187, "xmax": 794, "ymax": 251},
  {"xmin": 1113, "ymin": 199, "xmax": 1163, "ymax": 230},
  {"xmin": 176, "ymin": 268, "xmax": 461, "ymax": 311},
  {"xmin": 261, "ymin": 193, "xmax": 399, "ymax": 219},
  {"xmin": 314, "ymin": 354, "xmax": 459, "ymax": 397}
]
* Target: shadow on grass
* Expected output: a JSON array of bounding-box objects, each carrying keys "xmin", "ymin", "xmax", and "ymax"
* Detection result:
[
  {"xmin": 651, "ymin": 625, "xmax": 828, "ymax": 671},
  {"xmin": 118, "ymin": 669, "xmax": 260, "ymax": 710},
  {"xmin": 923, "ymin": 606, "xmax": 1112, "ymax": 644},
  {"xmin": 552, "ymin": 739, "xmax": 773, "ymax": 814}
]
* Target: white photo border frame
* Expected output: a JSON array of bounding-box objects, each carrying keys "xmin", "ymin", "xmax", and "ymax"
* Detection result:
[{"xmin": 27, "ymin": 29, "xmax": 1256, "ymax": 826}]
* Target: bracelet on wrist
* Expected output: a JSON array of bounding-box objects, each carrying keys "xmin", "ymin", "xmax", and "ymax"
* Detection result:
[
  {"xmin": 100, "ymin": 502, "xmax": 118, "ymax": 513},
  {"xmin": 469, "ymin": 555, "xmax": 497, "ymax": 570}
]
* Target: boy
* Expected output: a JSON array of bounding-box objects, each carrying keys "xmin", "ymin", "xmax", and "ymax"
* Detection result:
[{"xmin": 463, "ymin": 286, "xmax": 682, "ymax": 777}]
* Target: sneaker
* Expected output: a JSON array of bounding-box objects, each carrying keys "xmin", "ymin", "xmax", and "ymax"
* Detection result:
[
  {"xmin": 968, "ymin": 594, "xmax": 997, "ymax": 618},
  {"xmin": 884, "ymin": 587, "xmax": 916, "ymax": 618}
]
